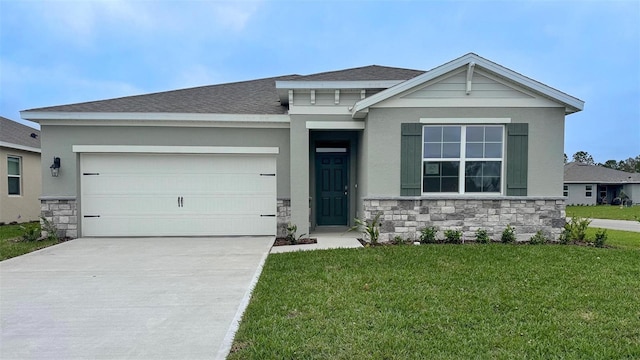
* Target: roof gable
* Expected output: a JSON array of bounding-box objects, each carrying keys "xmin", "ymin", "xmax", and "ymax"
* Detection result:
[
  {"xmin": 352, "ymin": 53, "xmax": 585, "ymax": 117},
  {"xmin": 0, "ymin": 116, "xmax": 41, "ymax": 152},
  {"xmin": 564, "ymin": 162, "xmax": 640, "ymax": 184}
]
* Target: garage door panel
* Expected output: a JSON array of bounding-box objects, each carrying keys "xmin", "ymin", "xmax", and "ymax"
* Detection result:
[
  {"xmin": 83, "ymin": 215, "xmax": 275, "ymax": 237},
  {"xmin": 80, "ymin": 153, "xmax": 277, "ymax": 237},
  {"xmin": 83, "ymin": 154, "xmax": 275, "ymax": 174},
  {"xmin": 83, "ymin": 174, "xmax": 275, "ymax": 195},
  {"xmin": 82, "ymin": 195, "xmax": 275, "ymax": 215}
]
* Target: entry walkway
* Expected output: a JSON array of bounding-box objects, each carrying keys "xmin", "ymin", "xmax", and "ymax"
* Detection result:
[{"xmin": 270, "ymin": 227, "xmax": 363, "ymax": 253}]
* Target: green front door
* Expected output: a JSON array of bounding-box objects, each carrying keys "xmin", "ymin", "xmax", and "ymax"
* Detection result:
[{"xmin": 316, "ymin": 153, "xmax": 348, "ymax": 226}]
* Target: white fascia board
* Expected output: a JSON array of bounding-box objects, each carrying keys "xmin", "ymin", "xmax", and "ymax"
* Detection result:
[
  {"xmin": 420, "ymin": 118, "xmax": 511, "ymax": 124},
  {"xmin": 72, "ymin": 145, "xmax": 279, "ymax": 154},
  {"xmin": 21, "ymin": 111, "xmax": 290, "ymax": 124},
  {"xmin": 305, "ymin": 121, "xmax": 365, "ymax": 130},
  {"xmin": 0, "ymin": 141, "xmax": 41, "ymax": 153},
  {"xmin": 275, "ymin": 80, "xmax": 403, "ymax": 90},
  {"xmin": 352, "ymin": 53, "xmax": 585, "ymax": 116}
]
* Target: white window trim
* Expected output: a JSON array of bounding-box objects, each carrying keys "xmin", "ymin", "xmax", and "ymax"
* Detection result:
[
  {"xmin": 7, "ymin": 156, "xmax": 21, "ymax": 196},
  {"xmin": 420, "ymin": 118, "xmax": 511, "ymax": 124},
  {"xmin": 421, "ymin": 125, "xmax": 505, "ymax": 195},
  {"xmin": 585, "ymin": 185, "xmax": 593, "ymax": 198}
]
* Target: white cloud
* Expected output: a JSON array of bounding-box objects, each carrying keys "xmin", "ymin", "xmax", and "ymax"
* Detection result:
[
  {"xmin": 209, "ymin": 2, "xmax": 261, "ymax": 32},
  {"xmin": 22, "ymin": 0, "xmax": 263, "ymax": 46}
]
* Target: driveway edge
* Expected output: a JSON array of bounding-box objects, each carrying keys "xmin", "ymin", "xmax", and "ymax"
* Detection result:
[{"xmin": 215, "ymin": 246, "xmax": 271, "ymax": 359}]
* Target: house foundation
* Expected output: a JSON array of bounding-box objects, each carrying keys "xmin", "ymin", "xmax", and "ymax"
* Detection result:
[{"xmin": 363, "ymin": 197, "xmax": 566, "ymax": 242}]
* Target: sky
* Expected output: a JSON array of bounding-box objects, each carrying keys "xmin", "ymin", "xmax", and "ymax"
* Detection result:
[{"xmin": 1, "ymin": 0, "xmax": 638, "ymax": 163}]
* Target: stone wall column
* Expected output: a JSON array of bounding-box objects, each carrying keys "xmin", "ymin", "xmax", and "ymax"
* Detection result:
[{"xmin": 40, "ymin": 197, "xmax": 78, "ymax": 239}]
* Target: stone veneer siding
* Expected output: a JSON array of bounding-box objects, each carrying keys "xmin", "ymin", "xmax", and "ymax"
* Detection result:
[
  {"xmin": 277, "ymin": 198, "xmax": 291, "ymax": 237},
  {"xmin": 363, "ymin": 197, "xmax": 566, "ymax": 243},
  {"xmin": 41, "ymin": 198, "xmax": 78, "ymax": 239},
  {"xmin": 40, "ymin": 197, "xmax": 292, "ymax": 239}
]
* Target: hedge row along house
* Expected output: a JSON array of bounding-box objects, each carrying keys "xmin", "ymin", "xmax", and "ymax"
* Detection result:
[{"xmin": 21, "ymin": 53, "xmax": 584, "ymax": 241}]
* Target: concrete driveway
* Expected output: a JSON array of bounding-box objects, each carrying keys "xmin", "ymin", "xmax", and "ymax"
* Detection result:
[
  {"xmin": 0, "ymin": 237, "xmax": 273, "ymax": 359},
  {"xmin": 587, "ymin": 218, "xmax": 640, "ymax": 233}
]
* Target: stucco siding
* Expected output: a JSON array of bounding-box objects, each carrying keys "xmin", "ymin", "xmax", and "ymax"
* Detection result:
[
  {"xmin": 1, "ymin": 147, "xmax": 41, "ymax": 223},
  {"xmin": 403, "ymin": 70, "xmax": 533, "ymax": 99},
  {"xmin": 364, "ymin": 107, "xmax": 565, "ymax": 197},
  {"xmin": 565, "ymin": 183, "xmax": 597, "ymax": 205},
  {"xmin": 40, "ymin": 125, "xmax": 291, "ymax": 198},
  {"xmin": 623, "ymin": 183, "xmax": 640, "ymax": 204}
]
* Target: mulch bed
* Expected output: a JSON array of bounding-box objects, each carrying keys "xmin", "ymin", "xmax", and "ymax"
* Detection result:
[{"xmin": 273, "ymin": 237, "xmax": 318, "ymax": 246}]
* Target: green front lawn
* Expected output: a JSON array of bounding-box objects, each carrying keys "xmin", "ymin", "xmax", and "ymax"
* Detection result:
[
  {"xmin": 0, "ymin": 223, "xmax": 61, "ymax": 261},
  {"xmin": 230, "ymin": 245, "xmax": 640, "ymax": 359},
  {"xmin": 567, "ymin": 205, "xmax": 640, "ymax": 221},
  {"xmin": 587, "ymin": 228, "xmax": 640, "ymax": 250}
]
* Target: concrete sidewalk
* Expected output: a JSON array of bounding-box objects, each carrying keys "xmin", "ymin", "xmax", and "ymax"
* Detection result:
[
  {"xmin": 271, "ymin": 227, "xmax": 363, "ymax": 253},
  {"xmin": 0, "ymin": 237, "xmax": 273, "ymax": 360},
  {"xmin": 587, "ymin": 218, "xmax": 640, "ymax": 233}
]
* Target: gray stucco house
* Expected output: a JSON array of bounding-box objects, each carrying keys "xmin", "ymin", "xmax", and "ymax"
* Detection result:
[
  {"xmin": 21, "ymin": 53, "xmax": 584, "ymax": 241},
  {"xmin": 564, "ymin": 162, "xmax": 640, "ymax": 206}
]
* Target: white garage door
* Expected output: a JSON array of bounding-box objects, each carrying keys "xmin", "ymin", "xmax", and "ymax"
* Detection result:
[{"xmin": 80, "ymin": 153, "xmax": 277, "ymax": 237}]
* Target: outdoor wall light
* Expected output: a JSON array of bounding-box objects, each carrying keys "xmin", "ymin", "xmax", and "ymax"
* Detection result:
[{"xmin": 50, "ymin": 157, "xmax": 61, "ymax": 177}]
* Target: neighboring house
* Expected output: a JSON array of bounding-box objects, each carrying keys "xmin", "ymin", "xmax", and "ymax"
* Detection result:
[
  {"xmin": 21, "ymin": 53, "xmax": 584, "ymax": 241},
  {"xmin": 564, "ymin": 162, "xmax": 640, "ymax": 206},
  {"xmin": 0, "ymin": 116, "xmax": 42, "ymax": 224}
]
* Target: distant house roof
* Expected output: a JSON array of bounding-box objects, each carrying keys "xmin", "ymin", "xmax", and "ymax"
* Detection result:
[
  {"xmin": 21, "ymin": 65, "xmax": 425, "ymax": 115},
  {"xmin": 564, "ymin": 162, "xmax": 640, "ymax": 184},
  {"xmin": 0, "ymin": 116, "xmax": 41, "ymax": 153}
]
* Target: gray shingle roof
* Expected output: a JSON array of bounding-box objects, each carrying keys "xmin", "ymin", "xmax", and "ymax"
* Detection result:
[
  {"xmin": 25, "ymin": 75, "xmax": 300, "ymax": 114},
  {"xmin": 0, "ymin": 116, "xmax": 40, "ymax": 150},
  {"xmin": 564, "ymin": 162, "xmax": 640, "ymax": 184},
  {"xmin": 23, "ymin": 65, "xmax": 425, "ymax": 114},
  {"xmin": 293, "ymin": 65, "xmax": 424, "ymax": 81}
]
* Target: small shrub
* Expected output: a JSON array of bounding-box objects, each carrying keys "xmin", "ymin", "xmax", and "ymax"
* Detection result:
[
  {"xmin": 40, "ymin": 217, "xmax": 59, "ymax": 241},
  {"xmin": 501, "ymin": 225, "xmax": 516, "ymax": 243},
  {"xmin": 285, "ymin": 223, "xmax": 306, "ymax": 245},
  {"xmin": 594, "ymin": 229, "xmax": 607, "ymax": 248},
  {"xmin": 443, "ymin": 229, "xmax": 462, "ymax": 244},
  {"xmin": 475, "ymin": 228, "xmax": 490, "ymax": 244},
  {"xmin": 419, "ymin": 226, "xmax": 438, "ymax": 244},
  {"xmin": 20, "ymin": 225, "xmax": 41, "ymax": 242},
  {"xmin": 349, "ymin": 213, "xmax": 382, "ymax": 245},
  {"xmin": 564, "ymin": 217, "xmax": 591, "ymax": 242},
  {"xmin": 529, "ymin": 230, "xmax": 548, "ymax": 245},
  {"xmin": 391, "ymin": 235, "xmax": 407, "ymax": 245}
]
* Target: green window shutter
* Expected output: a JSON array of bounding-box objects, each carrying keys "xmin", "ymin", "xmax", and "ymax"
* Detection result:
[
  {"xmin": 400, "ymin": 123, "xmax": 422, "ymax": 196},
  {"xmin": 506, "ymin": 123, "xmax": 528, "ymax": 196}
]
